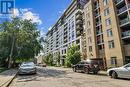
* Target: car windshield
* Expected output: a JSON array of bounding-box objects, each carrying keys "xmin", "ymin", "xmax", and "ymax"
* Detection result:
[
  {"xmin": 124, "ymin": 63, "xmax": 130, "ymax": 67},
  {"xmin": 21, "ymin": 64, "xmax": 34, "ymax": 67},
  {"xmin": 21, "ymin": 62, "xmax": 34, "ymax": 67}
]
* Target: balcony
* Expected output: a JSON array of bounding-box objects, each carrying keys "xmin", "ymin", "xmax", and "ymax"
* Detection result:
[
  {"xmin": 76, "ymin": 20, "xmax": 83, "ymax": 25},
  {"xmin": 76, "ymin": 31, "xmax": 81, "ymax": 36},
  {"xmin": 76, "ymin": 14, "xmax": 82, "ymax": 20},
  {"xmin": 117, "ymin": 6, "xmax": 127, "ymax": 14},
  {"xmin": 95, "ymin": 13, "xmax": 100, "ymax": 17},
  {"xmin": 122, "ymin": 30, "xmax": 130, "ymax": 39},
  {"xmin": 94, "ymin": 4, "xmax": 100, "ymax": 9},
  {"xmin": 76, "ymin": 25, "xmax": 82, "ymax": 30},
  {"xmin": 124, "ymin": 44, "xmax": 130, "ymax": 56},
  {"xmin": 120, "ymin": 17, "xmax": 130, "ymax": 27},
  {"xmin": 115, "ymin": 0, "xmax": 124, "ymax": 5},
  {"xmin": 96, "ymin": 21, "xmax": 102, "ymax": 26}
]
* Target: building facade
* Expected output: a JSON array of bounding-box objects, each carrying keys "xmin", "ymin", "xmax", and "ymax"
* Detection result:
[
  {"xmin": 83, "ymin": 0, "xmax": 130, "ymax": 68},
  {"xmin": 45, "ymin": 0, "xmax": 130, "ymax": 68},
  {"xmin": 44, "ymin": 0, "xmax": 87, "ymax": 65}
]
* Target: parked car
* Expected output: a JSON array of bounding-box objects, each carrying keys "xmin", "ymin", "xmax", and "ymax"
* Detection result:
[
  {"xmin": 18, "ymin": 62, "xmax": 37, "ymax": 75},
  {"xmin": 72, "ymin": 59, "xmax": 100, "ymax": 74},
  {"xmin": 107, "ymin": 63, "xmax": 130, "ymax": 79}
]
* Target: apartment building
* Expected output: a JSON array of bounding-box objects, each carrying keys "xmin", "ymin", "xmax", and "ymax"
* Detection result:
[
  {"xmin": 83, "ymin": 0, "xmax": 130, "ymax": 68},
  {"xmin": 44, "ymin": 0, "xmax": 88, "ymax": 65}
]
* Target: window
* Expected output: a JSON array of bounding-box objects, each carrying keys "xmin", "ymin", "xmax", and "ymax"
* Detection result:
[
  {"xmin": 103, "ymin": 0, "xmax": 109, "ymax": 6},
  {"xmin": 107, "ymin": 29, "xmax": 113, "ymax": 37},
  {"xmin": 87, "ymin": 29, "xmax": 91, "ymax": 34},
  {"xmin": 72, "ymin": 31, "xmax": 75, "ymax": 40},
  {"xmin": 89, "ymin": 46, "xmax": 92, "ymax": 52},
  {"xmin": 64, "ymin": 49, "xmax": 66, "ymax": 54},
  {"xmin": 87, "ymin": 21, "xmax": 91, "ymax": 26},
  {"xmin": 104, "ymin": 7, "xmax": 110, "ymax": 16},
  {"xmin": 111, "ymin": 57, "xmax": 117, "ymax": 66},
  {"xmin": 86, "ymin": 13, "xmax": 90, "ymax": 19},
  {"xmin": 88, "ymin": 37, "xmax": 92, "ymax": 43},
  {"xmin": 108, "ymin": 40, "xmax": 115, "ymax": 49},
  {"xmin": 62, "ymin": 50, "xmax": 64, "ymax": 54},
  {"xmin": 105, "ymin": 18, "xmax": 111, "ymax": 26}
]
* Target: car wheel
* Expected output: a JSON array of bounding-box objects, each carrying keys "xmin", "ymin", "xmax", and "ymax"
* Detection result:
[
  {"xmin": 111, "ymin": 71, "xmax": 118, "ymax": 79},
  {"xmin": 84, "ymin": 68, "xmax": 89, "ymax": 74},
  {"xmin": 73, "ymin": 67, "xmax": 76, "ymax": 72}
]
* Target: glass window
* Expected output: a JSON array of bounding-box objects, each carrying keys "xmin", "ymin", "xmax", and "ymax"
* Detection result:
[
  {"xmin": 88, "ymin": 37, "xmax": 92, "ymax": 43},
  {"xmin": 89, "ymin": 46, "xmax": 92, "ymax": 52},
  {"xmin": 108, "ymin": 40, "xmax": 115, "ymax": 49},
  {"xmin": 104, "ymin": 7, "xmax": 110, "ymax": 16},
  {"xmin": 125, "ymin": 64, "xmax": 130, "ymax": 67},
  {"xmin": 103, "ymin": 0, "xmax": 109, "ymax": 6},
  {"xmin": 107, "ymin": 29, "xmax": 113, "ymax": 37},
  {"xmin": 111, "ymin": 57, "xmax": 117, "ymax": 66},
  {"xmin": 105, "ymin": 18, "xmax": 111, "ymax": 26}
]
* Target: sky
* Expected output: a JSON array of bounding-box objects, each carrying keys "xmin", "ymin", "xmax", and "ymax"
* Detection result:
[{"xmin": 14, "ymin": 0, "xmax": 72, "ymax": 36}]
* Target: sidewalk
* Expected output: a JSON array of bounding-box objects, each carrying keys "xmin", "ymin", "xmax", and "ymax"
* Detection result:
[{"xmin": 0, "ymin": 69, "xmax": 18, "ymax": 87}]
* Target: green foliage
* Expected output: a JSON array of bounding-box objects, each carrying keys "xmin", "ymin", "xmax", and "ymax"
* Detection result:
[
  {"xmin": 55, "ymin": 52, "xmax": 60, "ymax": 66},
  {"xmin": 44, "ymin": 54, "xmax": 53, "ymax": 66},
  {"xmin": 65, "ymin": 45, "xmax": 81, "ymax": 67},
  {"xmin": 0, "ymin": 67, "xmax": 7, "ymax": 73},
  {"xmin": 0, "ymin": 18, "xmax": 43, "ymax": 67}
]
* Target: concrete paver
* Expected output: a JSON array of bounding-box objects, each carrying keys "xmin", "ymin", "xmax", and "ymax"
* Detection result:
[{"xmin": 0, "ymin": 69, "xmax": 17, "ymax": 87}]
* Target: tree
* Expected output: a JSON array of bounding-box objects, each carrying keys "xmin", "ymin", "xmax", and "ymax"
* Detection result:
[
  {"xmin": 56, "ymin": 52, "xmax": 60, "ymax": 66},
  {"xmin": 0, "ymin": 18, "xmax": 43, "ymax": 68},
  {"xmin": 65, "ymin": 45, "xmax": 81, "ymax": 67},
  {"xmin": 43, "ymin": 54, "xmax": 53, "ymax": 66}
]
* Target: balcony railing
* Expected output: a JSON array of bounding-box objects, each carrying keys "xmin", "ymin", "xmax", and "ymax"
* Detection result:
[
  {"xmin": 128, "ymin": 4, "xmax": 130, "ymax": 9},
  {"xmin": 95, "ymin": 13, "xmax": 100, "ymax": 17},
  {"xmin": 95, "ymin": 4, "xmax": 100, "ymax": 9},
  {"xmin": 115, "ymin": 0, "xmax": 124, "ymax": 4},
  {"xmin": 96, "ymin": 21, "xmax": 101, "ymax": 26},
  {"xmin": 117, "ymin": 6, "xmax": 127, "ymax": 14},
  {"xmin": 120, "ymin": 17, "xmax": 130, "ymax": 25},
  {"xmin": 122, "ymin": 30, "xmax": 130, "ymax": 37}
]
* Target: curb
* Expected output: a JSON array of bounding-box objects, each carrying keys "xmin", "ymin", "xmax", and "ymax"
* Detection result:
[
  {"xmin": 98, "ymin": 71, "xmax": 107, "ymax": 76},
  {"xmin": 0, "ymin": 71, "xmax": 18, "ymax": 87},
  {"xmin": 5, "ymin": 71, "xmax": 18, "ymax": 87}
]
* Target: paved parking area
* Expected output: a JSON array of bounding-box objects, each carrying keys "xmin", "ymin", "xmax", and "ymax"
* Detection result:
[{"xmin": 10, "ymin": 67, "xmax": 130, "ymax": 87}]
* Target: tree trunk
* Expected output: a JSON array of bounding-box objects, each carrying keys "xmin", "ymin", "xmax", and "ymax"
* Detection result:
[{"xmin": 8, "ymin": 35, "xmax": 15, "ymax": 68}]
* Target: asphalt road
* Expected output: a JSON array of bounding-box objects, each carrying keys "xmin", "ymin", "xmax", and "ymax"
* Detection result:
[{"xmin": 10, "ymin": 66, "xmax": 130, "ymax": 87}]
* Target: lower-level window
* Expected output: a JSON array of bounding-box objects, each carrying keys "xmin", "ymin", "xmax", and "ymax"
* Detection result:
[{"xmin": 111, "ymin": 57, "xmax": 117, "ymax": 66}]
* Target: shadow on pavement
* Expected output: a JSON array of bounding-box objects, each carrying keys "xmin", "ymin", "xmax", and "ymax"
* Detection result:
[{"xmin": 16, "ymin": 67, "xmax": 67, "ymax": 82}]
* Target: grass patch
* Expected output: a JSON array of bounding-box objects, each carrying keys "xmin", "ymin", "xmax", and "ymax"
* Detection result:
[{"xmin": 0, "ymin": 67, "xmax": 7, "ymax": 73}]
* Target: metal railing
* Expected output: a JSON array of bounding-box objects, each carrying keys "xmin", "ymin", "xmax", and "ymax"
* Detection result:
[
  {"xmin": 122, "ymin": 30, "xmax": 130, "ymax": 37},
  {"xmin": 117, "ymin": 6, "xmax": 127, "ymax": 14},
  {"xmin": 120, "ymin": 17, "xmax": 130, "ymax": 25},
  {"xmin": 115, "ymin": 0, "xmax": 123, "ymax": 4}
]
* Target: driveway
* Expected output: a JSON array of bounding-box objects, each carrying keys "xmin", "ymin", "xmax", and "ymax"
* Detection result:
[{"xmin": 10, "ymin": 66, "xmax": 130, "ymax": 87}]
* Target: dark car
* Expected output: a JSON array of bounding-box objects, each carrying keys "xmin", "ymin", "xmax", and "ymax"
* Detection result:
[{"xmin": 72, "ymin": 60, "xmax": 100, "ymax": 74}]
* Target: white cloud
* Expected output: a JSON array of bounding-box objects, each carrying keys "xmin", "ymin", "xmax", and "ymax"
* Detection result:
[
  {"xmin": 11, "ymin": 8, "xmax": 42, "ymax": 25},
  {"xmin": 22, "ymin": 11, "xmax": 42, "ymax": 25},
  {"xmin": 40, "ymin": 30, "xmax": 46, "ymax": 37},
  {"xmin": 48, "ymin": 26, "xmax": 52, "ymax": 31}
]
